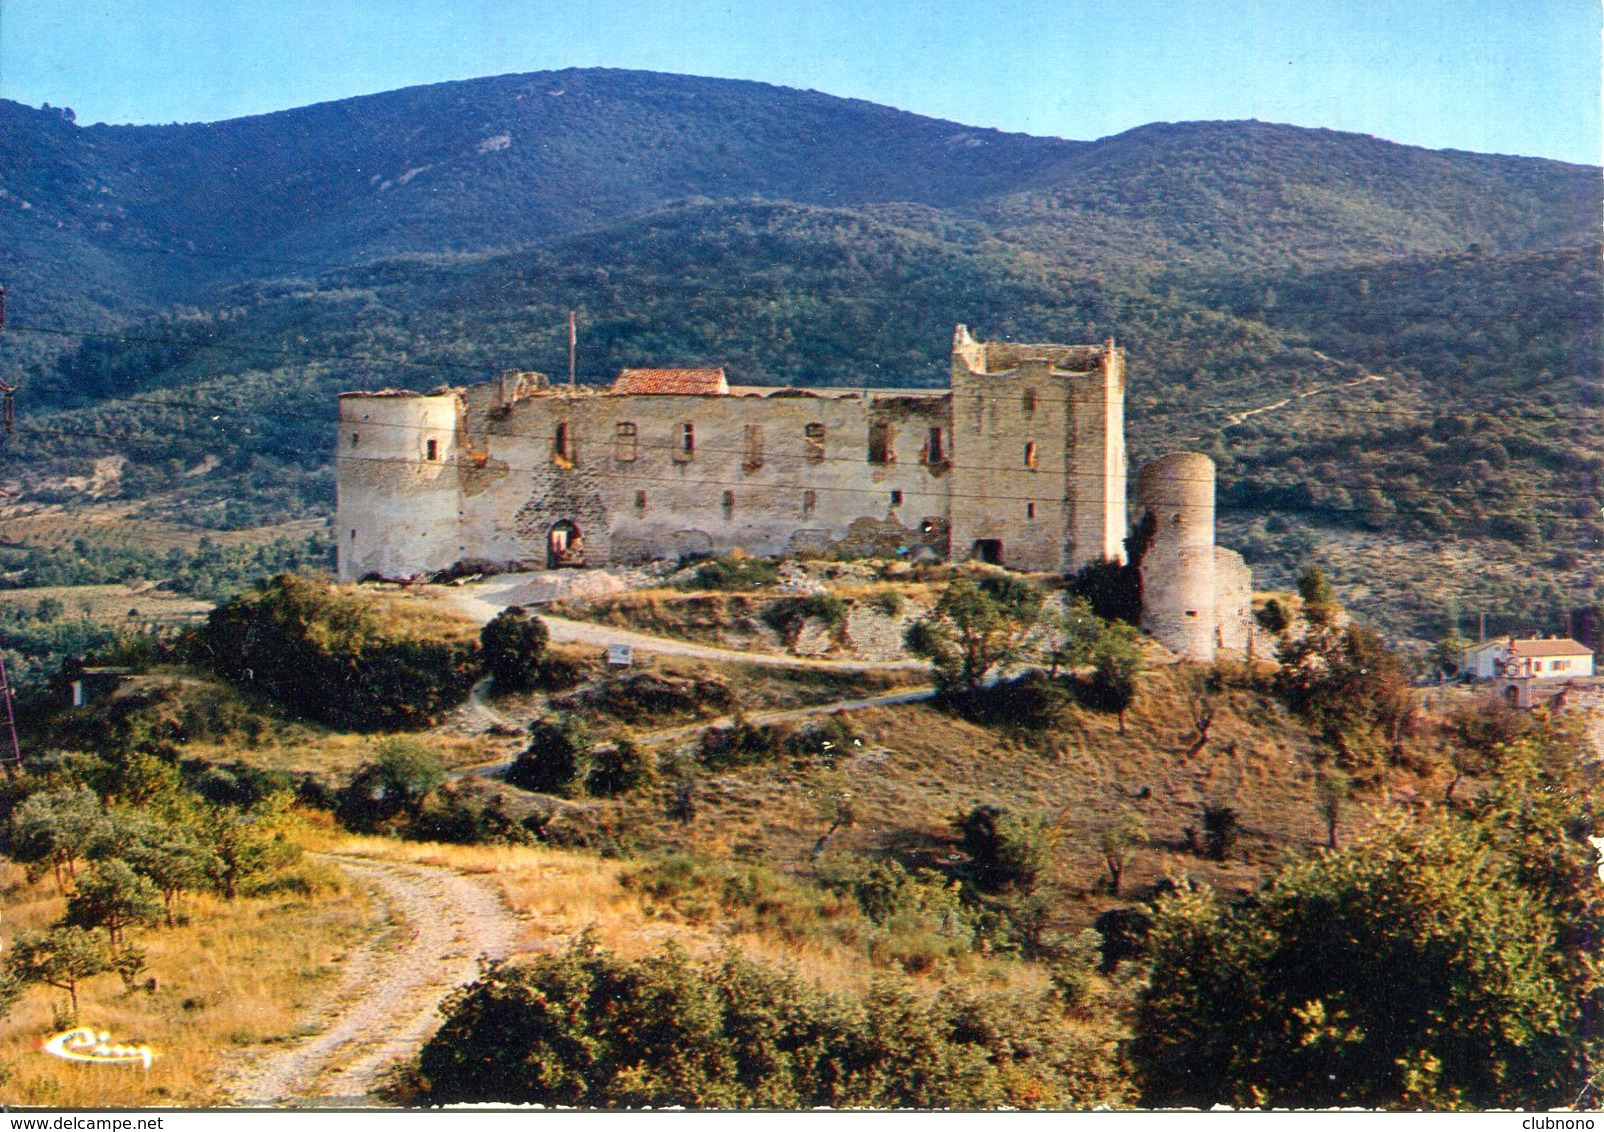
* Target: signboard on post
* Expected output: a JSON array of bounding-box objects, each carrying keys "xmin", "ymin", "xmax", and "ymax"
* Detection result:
[{"xmin": 607, "ymin": 644, "xmax": 633, "ymax": 667}]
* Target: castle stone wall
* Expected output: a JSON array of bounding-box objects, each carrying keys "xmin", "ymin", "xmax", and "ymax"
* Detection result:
[{"xmin": 334, "ymin": 329, "xmax": 1248, "ymax": 644}]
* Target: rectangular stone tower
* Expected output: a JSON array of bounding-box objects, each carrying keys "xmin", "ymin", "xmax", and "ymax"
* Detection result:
[{"xmin": 946, "ymin": 325, "xmax": 1127, "ymax": 574}]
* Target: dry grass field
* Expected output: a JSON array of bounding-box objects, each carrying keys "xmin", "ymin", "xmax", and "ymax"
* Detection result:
[
  {"xmin": 0, "ymin": 857, "xmax": 378, "ymax": 1107},
  {"xmin": 547, "ymin": 651, "xmax": 1421, "ymax": 934},
  {"xmin": 0, "ymin": 584, "xmax": 213, "ymax": 626},
  {"xmin": 0, "ymin": 501, "xmax": 325, "ymax": 554}
]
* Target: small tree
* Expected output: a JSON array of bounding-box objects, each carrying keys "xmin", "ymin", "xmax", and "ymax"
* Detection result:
[
  {"xmin": 1083, "ymin": 621, "xmax": 1145, "ymax": 733},
  {"xmin": 337, "ymin": 737, "xmax": 448, "ymax": 831},
  {"xmin": 956, "ymin": 804, "xmax": 1053, "ymax": 893},
  {"xmin": 197, "ymin": 804, "xmax": 289, "ymax": 899},
  {"xmin": 1296, "ymin": 566, "xmax": 1338, "ymax": 628},
  {"xmin": 1098, "ymin": 805, "xmax": 1149, "ymax": 896},
  {"xmin": 585, "ymin": 738, "xmax": 655, "ymax": 798},
  {"xmin": 7, "ymin": 787, "xmax": 105, "ymax": 893},
  {"xmin": 1255, "ymin": 598, "xmax": 1290, "ymax": 636},
  {"xmin": 1430, "ymin": 626, "xmax": 1472, "ymax": 679},
  {"xmin": 126, "ymin": 829, "xmax": 216, "ymax": 928},
  {"xmin": 806, "ymin": 768, "xmax": 856, "ymax": 860},
  {"xmin": 10, "ymin": 926, "xmax": 110, "ymax": 1019},
  {"xmin": 1200, "ymin": 803, "xmax": 1240, "ymax": 861},
  {"xmin": 65, "ymin": 859, "xmax": 162, "ymax": 945},
  {"xmin": 1051, "ymin": 596, "xmax": 1102, "ymax": 675},
  {"xmin": 905, "ymin": 577, "xmax": 1043, "ymax": 691},
  {"xmin": 481, "ymin": 606, "xmax": 550, "ymax": 692},
  {"xmin": 1314, "ymin": 768, "xmax": 1349, "ymax": 850},
  {"xmin": 1442, "ymin": 697, "xmax": 1528, "ymax": 802},
  {"xmin": 508, "ymin": 714, "xmax": 592, "ymax": 796}
]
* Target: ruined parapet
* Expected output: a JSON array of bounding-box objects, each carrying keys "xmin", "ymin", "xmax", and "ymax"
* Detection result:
[
  {"xmin": 1213, "ymin": 547, "xmax": 1253, "ymax": 653},
  {"xmin": 1136, "ymin": 452, "xmax": 1217, "ymax": 662}
]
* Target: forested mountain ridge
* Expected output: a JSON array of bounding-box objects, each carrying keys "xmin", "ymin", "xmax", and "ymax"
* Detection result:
[
  {"xmin": 2, "ymin": 67, "xmax": 1596, "ymax": 342},
  {"xmin": 1, "ymin": 68, "xmax": 1599, "ymax": 638}
]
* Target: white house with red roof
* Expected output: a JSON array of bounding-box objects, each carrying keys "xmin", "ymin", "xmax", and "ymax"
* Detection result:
[{"xmin": 1463, "ymin": 636, "xmax": 1595, "ymax": 681}]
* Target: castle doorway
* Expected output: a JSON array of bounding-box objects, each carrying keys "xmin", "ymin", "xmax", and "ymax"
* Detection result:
[
  {"xmin": 547, "ymin": 521, "xmax": 585, "ymax": 569},
  {"xmin": 973, "ymin": 539, "xmax": 1004, "ymax": 565}
]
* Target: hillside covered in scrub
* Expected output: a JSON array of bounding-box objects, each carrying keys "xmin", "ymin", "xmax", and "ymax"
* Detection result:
[
  {"xmin": 0, "ymin": 69, "xmax": 1598, "ymax": 644},
  {"xmin": 0, "ymin": 562, "xmax": 1593, "ymax": 1109}
]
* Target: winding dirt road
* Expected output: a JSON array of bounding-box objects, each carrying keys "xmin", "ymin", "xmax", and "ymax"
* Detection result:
[
  {"xmin": 226, "ymin": 854, "xmax": 515, "ymax": 1107},
  {"xmin": 443, "ymin": 575, "xmax": 927, "ymax": 672}
]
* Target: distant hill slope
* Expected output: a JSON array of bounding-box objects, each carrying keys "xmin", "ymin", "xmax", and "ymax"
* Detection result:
[
  {"xmin": 2, "ymin": 67, "xmax": 1596, "ymax": 344},
  {"xmin": 1, "ymin": 68, "xmax": 1598, "ymax": 624},
  {"xmin": 14, "ymin": 201, "xmax": 1596, "ymax": 554}
]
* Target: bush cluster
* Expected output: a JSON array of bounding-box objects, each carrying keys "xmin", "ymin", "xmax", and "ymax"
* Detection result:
[
  {"xmin": 198, "ymin": 574, "xmax": 481, "ymax": 730},
  {"xmin": 417, "ymin": 937, "xmax": 1130, "ymax": 1108}
]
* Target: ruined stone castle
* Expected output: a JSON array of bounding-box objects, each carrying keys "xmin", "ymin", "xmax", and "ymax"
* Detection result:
[{"xmin": 336, "ymin": 325, "xmax": 1252, "ymax": 660}]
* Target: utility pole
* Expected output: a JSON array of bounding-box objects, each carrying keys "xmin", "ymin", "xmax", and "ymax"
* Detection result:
[
  {"xmin": 0, "ymin": 654, "xmax": 21, "ymax": 779},
  {"xmin": 568, "ymin": 310, "xmax": 577, "ymax": 392},
  {"xmin": 0, "ymin": 283, "xmax": 14, "ymax": 432}
]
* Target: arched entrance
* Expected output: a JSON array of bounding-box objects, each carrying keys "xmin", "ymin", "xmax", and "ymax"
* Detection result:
[
  {"xmin": 547, "ymin": 520, "xmax": 585, "ymax": 569},
  {"xmin": 973, "ymin": 539, "xmax": 1004, "ymax": 566}
]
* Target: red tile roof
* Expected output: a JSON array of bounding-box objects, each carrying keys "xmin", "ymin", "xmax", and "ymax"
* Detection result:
[
  {"xmin": 1508, "ymin": 638, "xmax": 1594, "ymax": 657},
  {"xmin": 612, "ymin": 368, "xmax": 729, "ymax": 395}
]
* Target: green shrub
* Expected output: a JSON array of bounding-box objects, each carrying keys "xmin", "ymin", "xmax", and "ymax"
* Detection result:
[
  {"xmin": 761, "ymin": 593, "xmax": 849, "ymax": 642},
  {"xmin": 480, "ymin": 606, "xmax": 549, "ymax": 692},
  {"xmin": 1199, "ymin": 803, "xmax": 1239, "ymax": 861},
  {"xmin": 1132, "ymin": 819, "xmax": 1584, "ymax": 1109},
  {"xmin": 198, "ymin": 574, "xmax": 481, "ymax": 730},
  {"xmin": 508, "ymin": 714, "xmax": 592, "ymax": 796},
  {"xmin": 407, "ymin": 786, "xmax": 534, "ymax": 846},
  {"xmin": 585, "ymin": 739, "xmax": 656, "ymax": 798},
  {"xmin": 683, "ymin": 556, "xmax": 780, "ymax": 591},
  {"xmin": 947, "ymin": 671, "xmax": 1067, "ymax": 729},
  {"xmin": 335, "ymin": 738, "xmax": 447, "ymax": 833},
  {"xmin": 956, "ymin": 805, "xmax": 1054, "ymax": 894},
  {"xmin": 416, "ymin": 937, "xmax": 1132, "ymax": 1108}
]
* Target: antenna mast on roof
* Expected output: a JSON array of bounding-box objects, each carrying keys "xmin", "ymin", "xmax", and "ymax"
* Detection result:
[{"xmin": 568, "ymin": 310, "xmax": 577, "ymax": 392}]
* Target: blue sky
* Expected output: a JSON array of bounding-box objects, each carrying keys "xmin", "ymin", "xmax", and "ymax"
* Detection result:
[{"xmin": 2, "ymin": 0, "xmax": 1599, "ymax": 164}]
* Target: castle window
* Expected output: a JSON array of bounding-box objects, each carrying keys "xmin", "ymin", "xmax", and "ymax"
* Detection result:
[
  {"xmin": 803, "ymin": 489, "xmax": 817, "ymax": 515},
  {"xmin": 926, "ymin": 427, "xmax": 944, "ymax": 464},
  {"xmin": 615, "ymin": 422, "xmax": 638, "ymax": 462},
  {"xmin": 890, "ymin": 490, "xmax": 904, "ymax": 507},
  {"xmin": 635, "ymin": 490, "xmax": 647, "ymax": 511},
  {"xmin": 675, "ymin": 422, "xmax": 695, "ymax": 460},
  {"xmin": 868, "ymin": 422, "xmax": 893, "ymax": 465},
  {"xmin": 1026, "ymin": 502, "xmax": 1036, "ymax": 519},
  {"xmin": 1024, "ymin": 442, "xmax": 1038, "ymax": 468},
  {"xmin": 351, "ymin": 432, "xmax": 360, "ymax": 448},
  {"xmin": 1023, "ymin": 389, "xmax": 1037, "ymax": 413},
  {"xmin": 426, "ymin": 439, "xmax": 439, "ymax": 461},
  {"xmin": 350, "ymin": 529, "xmax": 357, "ymax": 541},
  {"xmin": 722, "ymin": 490, "xmax": 736, "ymax": 518},
  {"xmin": 743, "ymin": 424, "xmax": 764, "ymax": 472},
  {"xmin": 554, "ymin": 422, "xmax": 574, "ymax": 463},
  {"xmin": 804, "ymin": 422, "xmax": 826, "ymax": 462}
]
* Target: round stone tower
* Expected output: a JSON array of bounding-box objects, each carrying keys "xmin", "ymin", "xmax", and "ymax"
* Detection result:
[{"xmin": 1136, "ymin": 452, "xmax": 1217, "ymax": 662}]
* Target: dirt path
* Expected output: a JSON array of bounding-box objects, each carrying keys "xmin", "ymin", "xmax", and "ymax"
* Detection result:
[
  {"xmin": 442, "ymin": 576, "xmax": 927, "ymax": 672},
  {"xmin": 1221, "ymin": 372, "xmax": 1385, "ymax": 427},
  {"xmin": 226, "ymin": 854, "xmax": 515, "ymax": 1107},
  {"xmin": 452, "ymin": 684, "xmax": 938, "ymax": 781}
]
